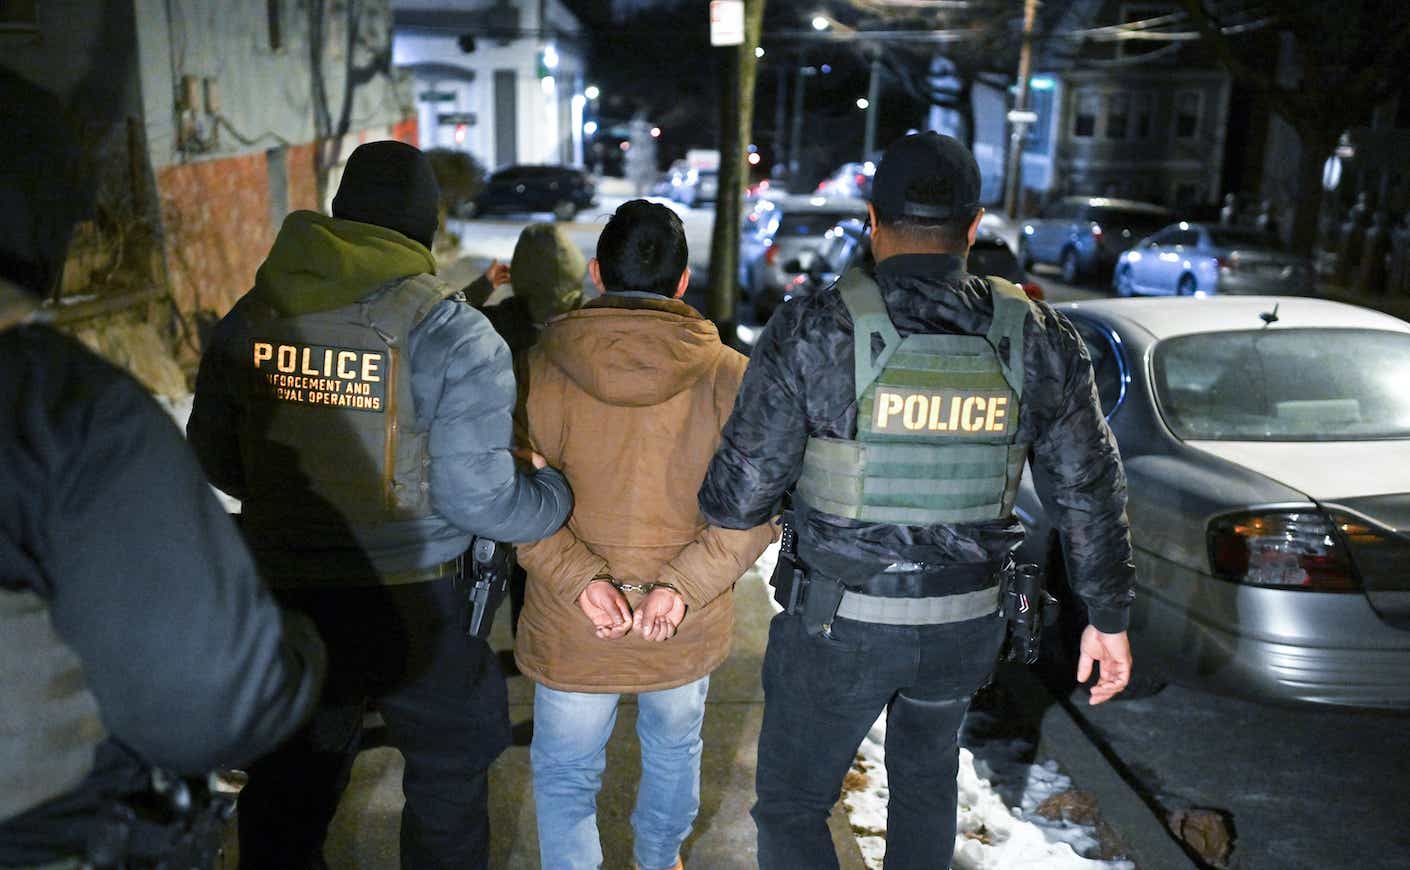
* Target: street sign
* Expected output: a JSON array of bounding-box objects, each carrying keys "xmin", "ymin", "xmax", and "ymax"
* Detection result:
[
  {"xmin": 1323, "ymin": 155, "xmax": 1342, "ymax": 191},
  {"xmin": 709, "ymin": 0, "xmax": 744, "ymax": 46},
  {"xmin": 1007, "ymin": 109, "xmax": 1039, "ymax": 125},
  {"xmin": 419, "ymin": 90, "xmax": 456, "ymax": 103},
  {"xmin": 437, "ymin": 112, "xmax": 477, "ymax": 127}
]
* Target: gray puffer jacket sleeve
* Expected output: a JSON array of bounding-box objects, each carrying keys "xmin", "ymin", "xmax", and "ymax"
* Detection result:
[{"xmin": 409, "ymin": 298, "xmax": 572, "ymax": 543}]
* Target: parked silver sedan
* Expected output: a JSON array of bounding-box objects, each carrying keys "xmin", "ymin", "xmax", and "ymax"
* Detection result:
[
  {"xmin": 1015, "ymin": 296, "xmax": 1410, "ymax": 709},
  {"xmin": 1114, "ymin": 222, "xmax": 1314, "ymax": 296}
]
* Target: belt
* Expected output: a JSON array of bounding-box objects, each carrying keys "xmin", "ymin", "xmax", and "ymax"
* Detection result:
[
  {"xmin": 379, "ymin": 556, "xmax": 462, "ymax": 585},
  {"xmin": 835, "ymin": 583, "xmax": 1000, "ymax": 625}
]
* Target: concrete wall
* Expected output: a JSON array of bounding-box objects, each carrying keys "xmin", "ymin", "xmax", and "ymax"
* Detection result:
[
  {"xmin": 393, "ymin": 0, "xmax": 586, "ymax": 169},
  {"xmin": 130, "ymin": 0, "xmax": 416, "ymax": 319}
]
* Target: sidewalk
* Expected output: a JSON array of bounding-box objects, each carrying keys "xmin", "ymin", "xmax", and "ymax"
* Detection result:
[{"xmin": 316, "ymin": 559, "xmax": 867, "ymax": 869}]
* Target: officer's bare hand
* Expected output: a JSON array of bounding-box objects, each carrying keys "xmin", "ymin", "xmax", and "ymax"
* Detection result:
[
  {"xmin": 484, "ymin": 259, "xmax": 511, "ymax": 288},
  {"xmin": 633, "ymin": 587, "xmax": 686, "ymax": 642},
  {"xmin": 578, "ymin": 580, "xmax": 632, "ymax": 639},
  {"xmin": 510, "ymin": 447, "xmax": 547, "ymax": 470},
  {"xmin": 1077, "ymin": 626, "xmax": 1133, "ymax": 705}
]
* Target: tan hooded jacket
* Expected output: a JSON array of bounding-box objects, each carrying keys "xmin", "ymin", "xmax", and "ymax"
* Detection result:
[{"xmin": 513, "ymin": 294, "xmax": 776, "ymax": 693}]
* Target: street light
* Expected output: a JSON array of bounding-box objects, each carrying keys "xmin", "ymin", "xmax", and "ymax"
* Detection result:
[
  {"xmin": 755, "ymin": 46, "xmax": 765, "ymax": 58},
  {"xmin": 584, "ymin": 120, "xmax": 598, "ymax": 135},
  {"xmin": 856, "ymin": 97, "xmax": 870, "ymax": 110},
  {"xmin": 650, "ymin": 126, "xmax": 662, "ymax": 138},
  {"xmin": 812, "ymin": 15, "xmax": 830, "ymax": 31},
  {"xmin": 585, "ymin": 85, "xmax": 600, "ymax": 100}
]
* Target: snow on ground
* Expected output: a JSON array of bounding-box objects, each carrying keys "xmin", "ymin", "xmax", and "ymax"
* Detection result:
[{"xmin": 748, "ymin": 544, "xmax": 1131, "ymax": 869}]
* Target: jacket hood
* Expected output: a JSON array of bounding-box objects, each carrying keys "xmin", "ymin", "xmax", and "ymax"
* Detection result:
[
  {"xmin": 539, "ymin": 295, "xmax": 723, "ymax": 407},
  {"xmin": 510, "ymin": 222, "xmax": 586, "ymax": 324},
  {"xmin": 252, "ymin": 210, "xmax": 436, "ymax": 316}
]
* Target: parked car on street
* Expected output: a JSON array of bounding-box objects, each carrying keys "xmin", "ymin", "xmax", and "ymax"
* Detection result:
[
  {"xmin": 1019, "ymin": 197, "xmax": 1172, "ymax": 284},
  {"xmin": 1013, "ymin": 296, "xmax": 1410, "ymax": 709},
  {"xmin": 738, "ymin": 195, "xmax": 867, "ymax": 322},
  {"xmin": 816, "ymin": 160, "xmax": 875, "ymax": 199},
  {"xmin": 462, "ymin": 165, "xmax": 596, "ymax": 221},
  {"xmin": 1114, "ymin": 222, "xmax": 1314, "ymax": 297},
  {"xmin": 774, "ymin": 219, "xmax": 1045, "ymax": 319},
  {"xmin": 675, "ymin": 167, "xmax": 718, "ymax": 208}
]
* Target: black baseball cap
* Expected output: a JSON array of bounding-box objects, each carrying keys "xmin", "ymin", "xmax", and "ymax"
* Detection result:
[{"xmin": 869, "ymin": 132, "xmax": 981, "ymax": 222}]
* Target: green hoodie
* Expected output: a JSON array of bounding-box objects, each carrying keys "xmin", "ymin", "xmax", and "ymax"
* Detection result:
[{"xmin": 252, "ymin": 210, "xmax": 437, "ymax": 316}]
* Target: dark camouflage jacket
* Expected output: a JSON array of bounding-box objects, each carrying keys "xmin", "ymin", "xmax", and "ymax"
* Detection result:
[{"xmin": 698, "ymin": 253, "xmax": 1136, "ymax": 632}]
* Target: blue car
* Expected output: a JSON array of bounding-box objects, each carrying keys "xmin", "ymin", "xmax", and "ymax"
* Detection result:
[{"xmin": 1019, "ymin": 196, "xmax": 1171, "ymax": 284}]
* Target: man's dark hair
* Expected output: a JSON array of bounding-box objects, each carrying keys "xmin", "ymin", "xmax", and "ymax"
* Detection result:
[
  {"xmin": 880, "ymin": 176, "xmax": 977, "ymax": 251},
  {"xmin": 596, "ymin": 199, "xmax": 688, "ymax": 295}
]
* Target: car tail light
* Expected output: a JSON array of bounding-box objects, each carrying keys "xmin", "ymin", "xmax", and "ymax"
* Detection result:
[
  {"xmin": 765, "ymin": 243, "xmax": 779, "ymax": 266},
  {"xmin": 1208, "ymin": 510, "xmax": 1359, "ymax": 591},
  {"xmin": 1217, "ymin": 254, "xmax": 1239, "ymax": 273},
  {"xmin": 1021, "ymin": 281, "xmax": 1045, "ymax": 301}
]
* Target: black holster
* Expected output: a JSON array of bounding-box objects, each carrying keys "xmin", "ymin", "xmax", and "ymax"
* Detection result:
[
  {"xmin": 1000, "ymin": 562, "xmax": 1058, "ymax": 664},
  {"xmin": 466, "ymin": 537, "xmax": 512, "ymax": 640},
  {"xmin": 85, "ymin": 771, "xmax": 236, "ymax": 869},
  {"xmin": 770, "ymin": 514, "xmax": 847, "ymax": 636}
]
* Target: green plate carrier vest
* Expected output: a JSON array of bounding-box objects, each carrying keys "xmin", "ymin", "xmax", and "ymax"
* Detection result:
[
  {"xmin": 235, "ymin": 274, "xmax": 460, "ymax": 579},
  {"xmin": 796, "ymin": 268, "xmax": 1033, "ymax": 526}
]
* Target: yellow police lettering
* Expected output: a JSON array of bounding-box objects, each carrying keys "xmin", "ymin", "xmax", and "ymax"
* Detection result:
[
  {"xmin": 961, "ymin": 396, "xmax": 983, "ymax": 431},
  {"xmin": 903, "ymin": 394, "xmax": 926, "ymax": 430},
  {"xmin": 362, "ymin": 354, "xmax": 382, "ymax": 383},
  {"xmin": 928, "ymin": 396, "xmax": 950, "ymax": 431},
  {"xmin": 253, "ymin": 342, "xmax": 274, "ymax": 367},
  {"xmin": 337, "ymin": 350, "xmax": 359, "ymax": 379},
  {"xmin": 984, "ymin": 396, "xmax": 1007, "ymax": 432},
  {"xmin": 276, "ymin": 345, "xmax": 297, "ymax": 372},
  {"xmin": 875, "ymin": 391, "xmax": 904, "ymax": 428}
]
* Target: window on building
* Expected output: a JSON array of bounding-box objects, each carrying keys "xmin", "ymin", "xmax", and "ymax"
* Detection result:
[
  {"xmin": 266, "ymin": 0, "xmax": 283, "ymax": 51},
  {"xmin": 1175, "ymin": 91, "xmax": 1202, "ymax": 139},
  {"xmin": 0, "ymin": 0, "xmax": 39, "ymax": 32},
  {"xmin": 1106, "ymin": 93, "xmax": 1130, "ymax": 139},
  {"xmin": 1073, "ymin": 90, "xmax": 1099, "ymax": 139},
  {"xmin": 1132, "ymin": 92, "xmax": 1154, "ymax": 139}
]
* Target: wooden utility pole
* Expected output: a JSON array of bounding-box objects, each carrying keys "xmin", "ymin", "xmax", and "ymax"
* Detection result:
[
  {"xmin": 1002, "ymin": 0, "xmax": 1039, "ymax": 220},
  {"xmin": 707, "ymin": 0, "xmax": 765, "ymax": 335}
]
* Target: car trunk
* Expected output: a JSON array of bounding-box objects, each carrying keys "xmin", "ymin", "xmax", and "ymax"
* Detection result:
[
  {"xmin": 1321, "ymin": 493, "xmax": 1410, "ymax": 630},
  {"xmin": 1189, "ymin": 440, "xmax": 1410, "ymax": 631}
]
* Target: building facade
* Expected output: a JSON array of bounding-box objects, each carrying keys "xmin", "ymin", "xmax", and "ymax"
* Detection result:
[
  {"xmin": 392, "ymin": 0, "xmax": 587, "ymax": 171},
  {"xmin": 2, "ymin": 0, "xmax": 415, "ymax": 329}
]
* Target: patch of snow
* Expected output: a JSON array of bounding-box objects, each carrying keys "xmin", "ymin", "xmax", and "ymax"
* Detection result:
[{"xmin": 744, "ymin": 556, "xmax": 1131, "ymax": 869}]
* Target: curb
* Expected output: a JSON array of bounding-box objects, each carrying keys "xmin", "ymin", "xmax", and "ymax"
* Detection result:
[{"xmin": 996, "ymin": 664, "xmax": 1199, "ymax": 870}]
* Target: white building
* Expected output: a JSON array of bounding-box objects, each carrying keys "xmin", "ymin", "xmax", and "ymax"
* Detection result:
[{"xmin": 392, "ymin": 0, "xmax": 587, "ymax": 170}]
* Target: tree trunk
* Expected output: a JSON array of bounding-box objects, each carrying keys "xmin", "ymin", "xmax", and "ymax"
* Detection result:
[
  {"xmin": 707, "ymin": 0, "xmax": 765, "ymax": 337},
  {"xmin": 1290, "ymin": 124, "xmax": 1337, "ymax": 254}
]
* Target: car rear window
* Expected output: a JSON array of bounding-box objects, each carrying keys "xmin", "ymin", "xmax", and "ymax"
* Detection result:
[
  {"xmin": 1206, "ymin": 227, "xmax": 1283, "ymax": 250},
  {"xmin": 778, "ymin": 211, "xmax": 862, "ymax": 237},
  {"xmin": 1089, "ymin": 207, "xmax": 1169, "ymax": 234},
  {"xmin": 1154, "ymin": 328, "xmax": 1410, "ymax": 441}
]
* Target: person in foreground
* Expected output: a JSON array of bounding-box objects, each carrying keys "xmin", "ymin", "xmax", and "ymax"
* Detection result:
[
  {"xmin": 188, "ymin": 140, "xmax": 572, "ymax": 869},
  {"xmin": 0, "ymin": 71, "xmax": 325, "ymax": 868},
  {"xmin": 513, "ymin": 200, "xmax": 775, "ymax": 870},
  {"xmin": 698, "ymin": 133, "xmax": 1136, "ymax": 870}
]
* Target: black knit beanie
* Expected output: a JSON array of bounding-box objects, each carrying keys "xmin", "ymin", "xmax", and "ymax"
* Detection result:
[{"xmin": 331, "ymin": 140, "xmax": 440, "ymax": 249}]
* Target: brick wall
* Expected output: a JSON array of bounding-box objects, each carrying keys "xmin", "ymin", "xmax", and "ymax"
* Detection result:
[{"xmin": 156, "ymin": 119, "xmax": 416, "ymax": 325}]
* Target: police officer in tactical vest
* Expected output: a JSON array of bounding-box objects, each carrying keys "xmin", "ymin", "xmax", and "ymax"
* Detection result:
[
  {"xmin": 699, "ymin": 133, "xmax": 1136, "ymax": 869},
  {"xmin": 1, "ymin": 70, "xmax": 326, "ymax": 868},
  {"xmin": 188, "ymin": 141, "xmax": 573, "ymax": 868}
]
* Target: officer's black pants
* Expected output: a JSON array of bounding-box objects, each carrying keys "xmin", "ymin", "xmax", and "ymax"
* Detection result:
[
  {"xmin": 237, "ymin": 577, "xmax": 510, "ymax": 870},
  {"xmin": 753, "ymin": 610, "xmax": 1004, "ymax": 870}
]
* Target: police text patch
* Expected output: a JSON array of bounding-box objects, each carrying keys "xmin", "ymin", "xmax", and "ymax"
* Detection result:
[
  {"xmin": 872, "ymin": 387, "xmax": 1012, "ymax": 436},
  {"xmin": 251, "ymin": 340, "xmax": 386, "ymax": 412}
]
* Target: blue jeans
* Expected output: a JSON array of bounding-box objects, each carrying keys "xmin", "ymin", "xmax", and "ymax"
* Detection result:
[
  {"xmin": 753, "ymin": 611, "xmax": 1005, "ymax": 870},
  {"xmin": 531, "ymin": 677, "xmax": 710, "ymax": 870}
]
